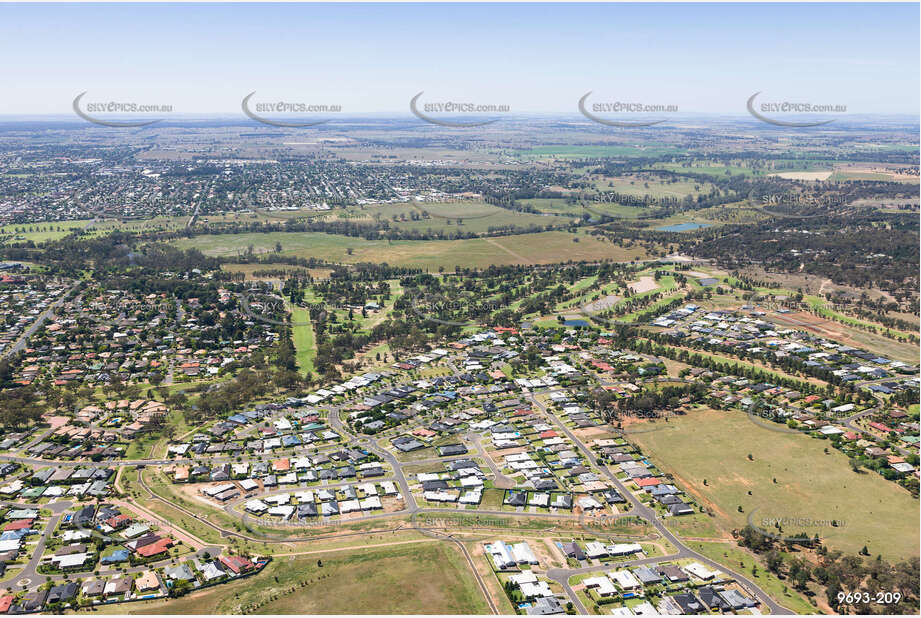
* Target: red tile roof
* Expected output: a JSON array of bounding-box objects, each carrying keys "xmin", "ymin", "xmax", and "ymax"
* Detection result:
[
  {"xmin": 219, "ymin": 555, "xmax": 254, "ymax": 574},
  {"xmin": 135, "ymin": 538, "xmax": 172, "ymax": 557}
]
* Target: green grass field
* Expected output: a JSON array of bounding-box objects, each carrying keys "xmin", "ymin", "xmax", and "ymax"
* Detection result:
[
  {"xmin": 651, "ymin": 162, "xmax": 759, "ymax": 177},
  {"xmin": 631, "ymin": 408, "xmax": 919, "ymax": 561},
  {"xmin": 519, "ymin": 198, "xmax": 648, "ymax": 219},
  {"xmin": 89, "ymin": 543, "xmax": 490, "ymax": 614},
  {"xmin": 829, "ymin": 171, "xmax": 917, "ymax": 183},
  {"xmin": 589, "ymin": 174, "xmax": 717, "ymax": 199},
  {"xmin": 520, "ymin": 145, "xmax": 681, "ymax": 159},
  {"xmin": 173, "ymin": 230, "xmax": 653, "ymax": 269},
  {"xmin": 328, "ymin": 201, "xmax": 577, "ymax": 234},
  {"xmin": 402, "ymin": 201, "xmax": 576, "ymax": 232},
  {"xmin": 290, "ymin": 306, "xmax": 316, "ymax": 374},
  {"xmin": 0, "ymin": 220, "xmax": 91, "ymax": 243}
]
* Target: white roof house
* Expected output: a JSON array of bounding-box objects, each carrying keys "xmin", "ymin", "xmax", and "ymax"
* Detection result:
[
  {"xmin": 459, "ymin": 489, "xmax": 482, "ymax": 504},
  {"xmin": 0, "ymin": 539, "xmax": 21, "ymax": 553},
  {"xmin": 509, "ymin": 571, "xmax": 538, "ymax": 585},
  {"xmin": 267, "ymin": 504, "xmax": 295, "ymax": 519},
  {"xmin": 244, "ymin": 499, "xmax": 268, "ymax": 513},
  {"xmin": 510, "ymin": 542, "xmax": 538, "ymax": 565},
  {"xmin": 200, "ymin": 561, "xmax": 225, "ymax": 581},
  {"xmin": 607, "ymin": 543, "xmax": 643, "ymax": 556},
  {"xmin": 609, "ymin": 569, "xmax": 642, "ymax": 590},
  {"xmin": 631, "ymin": 602, "xmax": 658, "ymax": 616},
  {"xmin": 684, "ymin": 562, "xmax": 720, "ymax": 580},
  {"xmin": 52, "ymin": 553, "xmax": 91, "ymax": 569},
  {"xmin": 583, "ymin": 576, "xmax": 617, "ymax": 597},
  {"xmin": 339, "ymin": 499, "xmax": 361, "ymax": 513},
  {"xmin": 585, "ymin": 541, "xmax": 608, "ymax": 559},
  {"xmin": 485, "ymin": 541, "xmax": 515, "ymax": 570},
  {"xmin": 380, "ymin": 480, "xmax": 398, "ymax": 494},
  {"xmin": 520, "ymin": 580, "xmax": 554, "ymax": 599}
]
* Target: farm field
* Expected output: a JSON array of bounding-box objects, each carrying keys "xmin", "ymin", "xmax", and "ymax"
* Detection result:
[
  {"xmin": 173, "ymin": 230, "xmax": 654, "ymax": 268},
  {"xmin": 588, "ymin": 174, "xmax": 717, "ymax": 199},
  {"xmin": 651, "ymin": 162, "xmax": 759, "ymax": 177},
  {"xmin": 829, "ymin": 169, "xmax": 919, "ymax": 183},
  {"xmin": 642, "ymin": 211, "xmax": 723, "ymax": 230},
  {"xmin": 519, "ymin": 145, "xmax": 682, "ymax": 159},
  {"xmin": 391, "ymin": 201, "xmax": 577, "ymax": 234},
  {"xmin": 519, "ymin": 198, "xmax": 648, "ymax": 219},
  {"xmin": 630, "ymin": 408, "xmax": 920, "ymax": 561},
  {"xmin": 281, "ymin": 200, "xmax": 583, "ymax": 236},
  {"xmin": 769, "ymin": 170, "xmax": 834, "ymax": 180},
  {"xmin": 88, "ymin": 542, "xmax": 490, "ymax": 614}
]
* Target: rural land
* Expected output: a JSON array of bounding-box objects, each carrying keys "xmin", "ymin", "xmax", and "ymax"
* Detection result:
[{"xmin": 0, "ymin": 102, "xmax": 918, "ymax": 617}]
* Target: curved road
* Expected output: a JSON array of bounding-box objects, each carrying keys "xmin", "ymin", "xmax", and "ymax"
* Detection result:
[{"xmin": 0, "ymin": 369, "xmax": 797, "ymax": 614}]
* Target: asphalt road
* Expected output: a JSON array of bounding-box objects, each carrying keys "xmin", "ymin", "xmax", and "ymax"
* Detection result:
[
  {"xmin": 527, "ymin": 394, "xmax": 794, "ymax": 615},
  {"xmin": 0, "ymin": 366, "xmax": 798, "ymax": 613},
  {"xmin": 1, "ymin": 283, "xmax": 78, "ymax": 359}
]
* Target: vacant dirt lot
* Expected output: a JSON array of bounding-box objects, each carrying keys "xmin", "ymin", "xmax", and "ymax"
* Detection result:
[{"xmin": 628, "ymin": 276, "xmax": 659, "ymax": 294}]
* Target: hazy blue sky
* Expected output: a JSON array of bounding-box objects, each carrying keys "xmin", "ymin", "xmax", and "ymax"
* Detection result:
[{"xmin": 1, "ymin": 2, "xmax": 918, "ymax": 116}]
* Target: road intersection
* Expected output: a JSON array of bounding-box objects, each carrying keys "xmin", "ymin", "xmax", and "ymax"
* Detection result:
[{"xmin": 0, "ymin": 368, "xmax": 798, "ymax": 614}]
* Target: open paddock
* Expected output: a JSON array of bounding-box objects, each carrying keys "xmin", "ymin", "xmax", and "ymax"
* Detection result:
[
  {"xmin": 173, "ymin": 230, "xmax": 655, "ymax": 269},
  {"xmin": 630, "ymin": 408, "xmax": 919, "ymax": 561}
]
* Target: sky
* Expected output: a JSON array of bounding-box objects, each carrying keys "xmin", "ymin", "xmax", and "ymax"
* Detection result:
[{"xmin": 0, "ymin": 2, "xmax": 918, "ymax": 117}]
